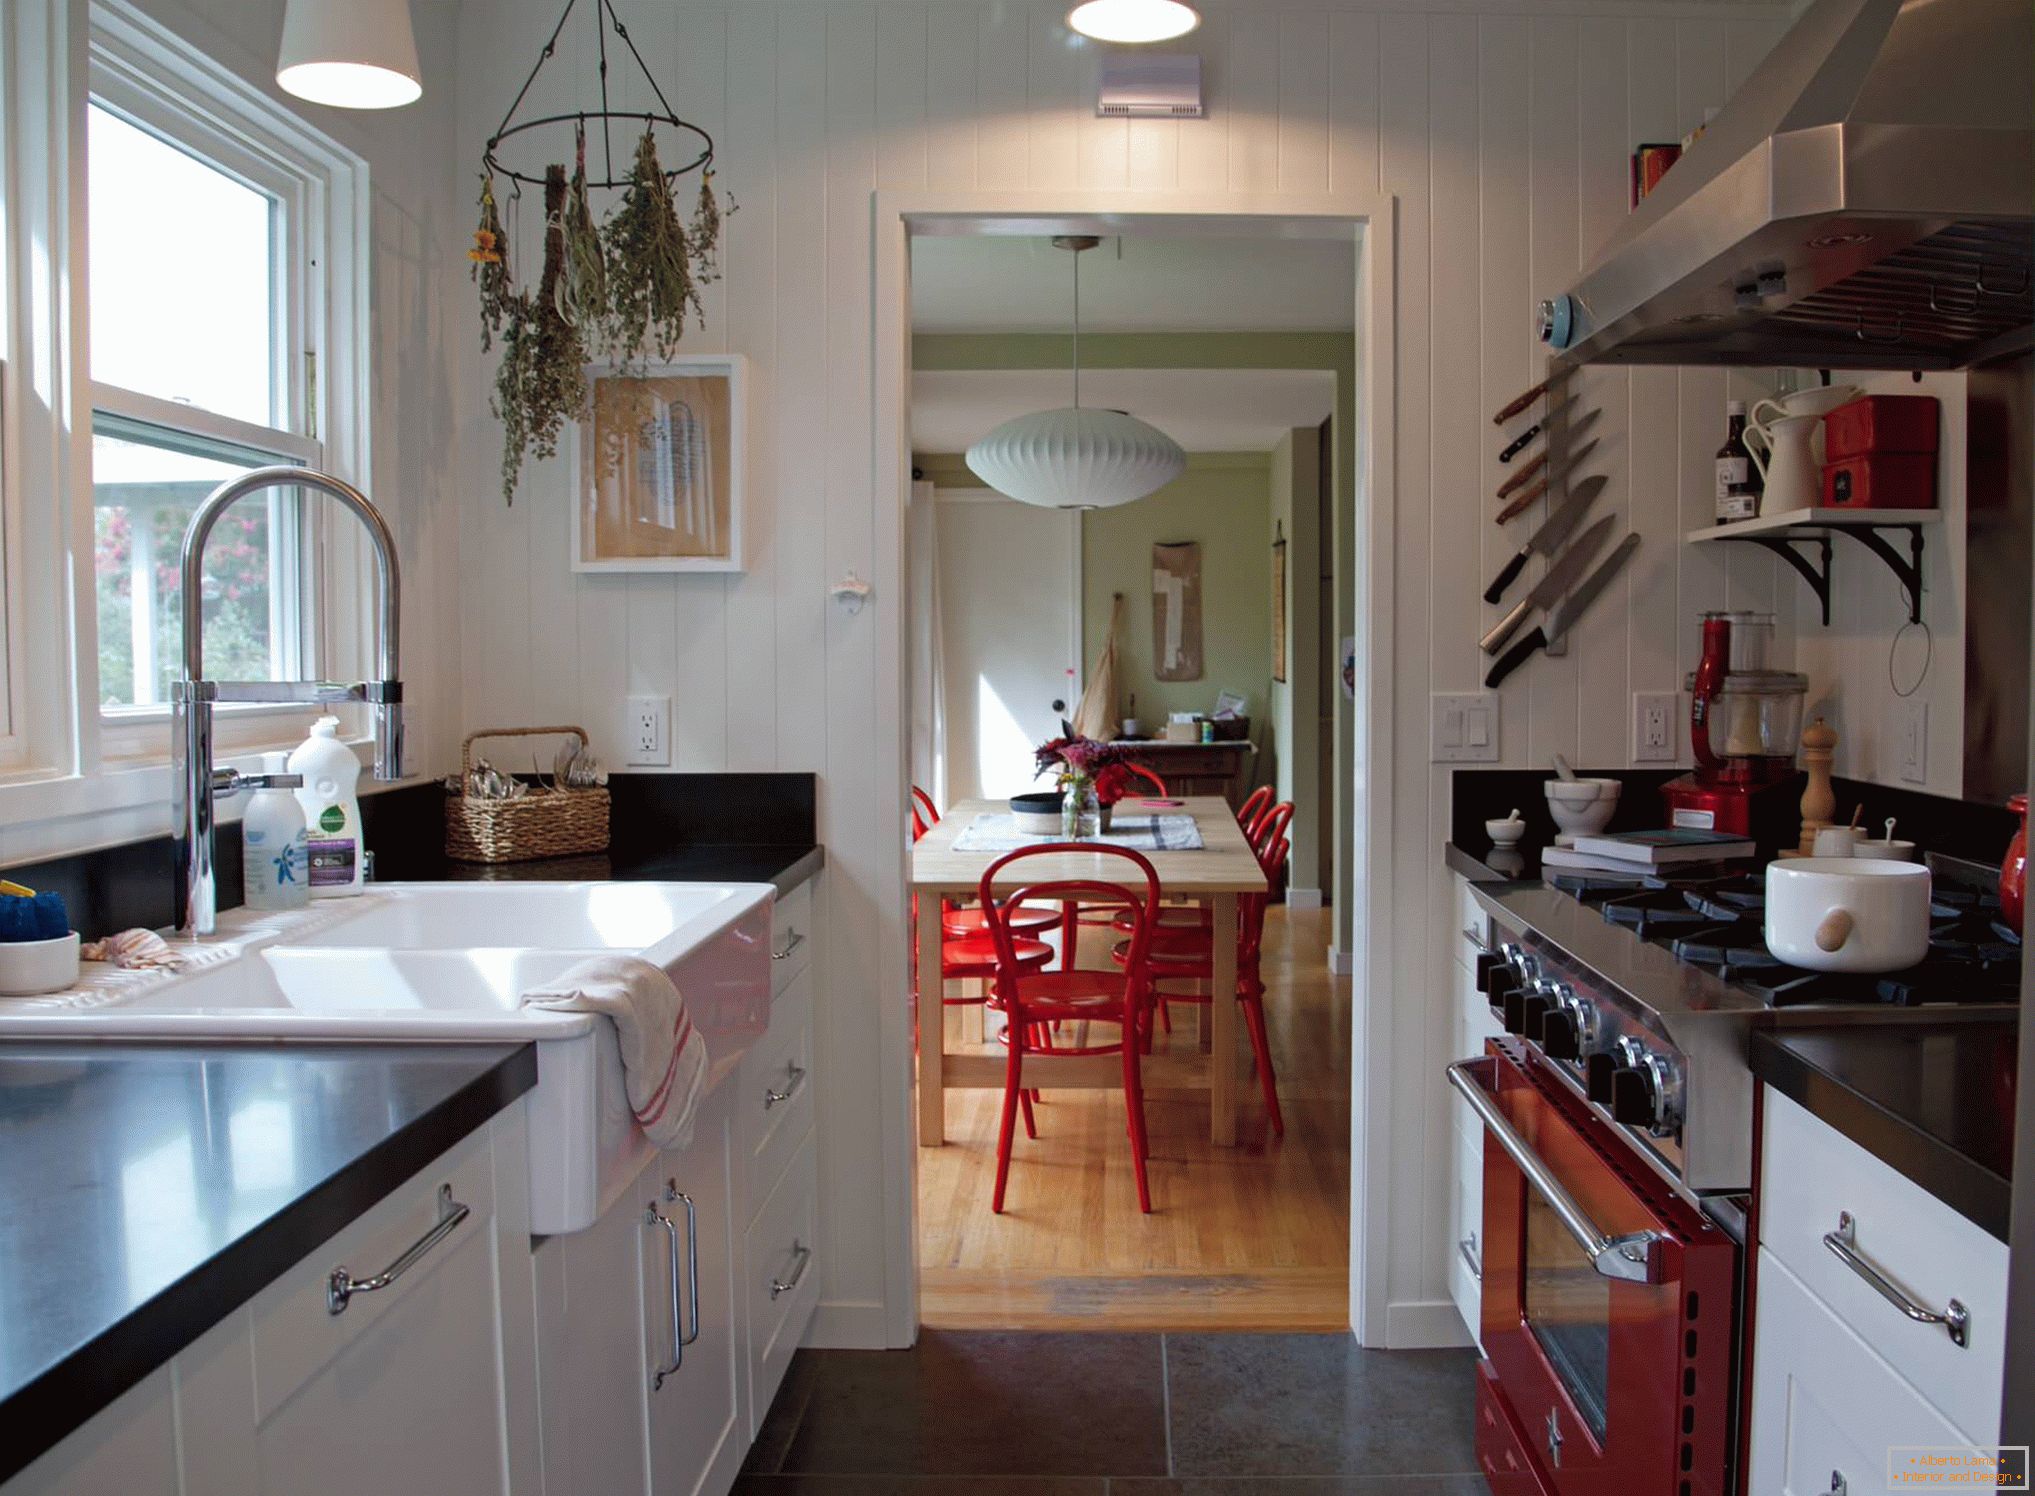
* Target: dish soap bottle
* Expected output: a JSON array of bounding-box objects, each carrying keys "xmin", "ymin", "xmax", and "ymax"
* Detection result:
[
  {"xmin": 243, "ymin": 753, "xmax": 310, "ymax": 911},
  {"xmin": 289, "ymin": 716, "xmax": 365, "ymax": 897}
]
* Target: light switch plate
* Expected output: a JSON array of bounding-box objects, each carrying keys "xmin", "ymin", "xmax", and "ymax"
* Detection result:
[
  {"xmin": 1897, "ymin": 698, "xmax": 1928, "ymax": 784},
  {"xmin": 1632, "ymin": 692, "xmax": 1680, "ymax": 763},
  {"xmin": 1432, "ymin": 692, "xmax": 1500, "ymax": 763}
]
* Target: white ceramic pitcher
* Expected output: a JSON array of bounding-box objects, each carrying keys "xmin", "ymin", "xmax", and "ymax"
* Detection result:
[
  {"xmin": 1750, "ymin": 384, "xmax": 1862, "ymax": 464},
  {"xmin": 1742, "ymin": 411, "xmax": 1823, "ymax": 510}
]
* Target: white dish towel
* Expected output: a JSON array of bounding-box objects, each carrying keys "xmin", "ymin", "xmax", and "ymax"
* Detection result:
[{"xmin": 524, "ymin": 955, "xmax": 710, "ymax": 1152}]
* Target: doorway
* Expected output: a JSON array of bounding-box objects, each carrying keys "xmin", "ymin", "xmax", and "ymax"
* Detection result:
[{"xmin": 891, "ymin": 207, "xmax": 1386, "ymax": 1334}]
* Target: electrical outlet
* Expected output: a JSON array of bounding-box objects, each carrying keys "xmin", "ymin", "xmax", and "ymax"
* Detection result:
[
  {"xmin": 626, "ymin": 694, "xmax": 671, "ymax": 766},
  {"xmin": 1898, "ymin": 698, "xmax": 1928, "ymax": 784},
  {"xmin": 1432, "ymin": 692, "xmax": 1500, "ymax": 763},
  {"xmin": 1633, "ymin": 692, "xmax": 1680, "ymax": 763}
]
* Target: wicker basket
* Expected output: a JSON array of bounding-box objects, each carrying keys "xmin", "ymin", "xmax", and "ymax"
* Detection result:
[{"xmin": 445, "ymin": 726, "xmax": 612, "ymax": 864}]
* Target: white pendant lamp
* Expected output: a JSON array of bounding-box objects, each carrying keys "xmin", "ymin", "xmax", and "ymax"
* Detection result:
[
  {"xmin": 277, "ymin": 0, "xmax": 423, "ymax": 109},
  {"xmin": 1067, "ymin": 0, "xmax": 1201, "ymax": 44},
  {"xmin": 965, "ymin": 238, "xmax": 1185, "ymax": 511}
]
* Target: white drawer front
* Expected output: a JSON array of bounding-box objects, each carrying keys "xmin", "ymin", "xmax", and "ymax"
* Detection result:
[
  {"xmin": 770, "ymin": 881, "xmax": 813, "ymax": 994},
  {"xmin": 1760, "ymin": 1089, "xmax": 2008, "ymax": 1443},
  {"xmin": 737, "ymin": 964, "xmax": 815, "ymax": 1217},
  {"xmin": 745, "ymin": 1129, "xmax": 819, "ymax": 1431},
  {"xmin": 1447, "ymin": 1130, "xmax": 1483, "ymax": 1347},
  {"xmin": 1453, "ymin": 878, "xmax": 1491, "ymax": 973},
  {"xmin": 1749, "ymin": 1249, "xmax": 1971, "ymax": 1496}
]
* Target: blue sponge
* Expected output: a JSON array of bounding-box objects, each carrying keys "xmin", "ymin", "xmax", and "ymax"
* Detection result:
[{"xmin": 0, "ymin": 891, "xmax": 69, "ymax": 943}]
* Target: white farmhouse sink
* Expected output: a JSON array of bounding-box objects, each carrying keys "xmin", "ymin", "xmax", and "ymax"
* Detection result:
[{"xmin": 0, "ymin": 881, "xmax": 775, "ymax": 1233}]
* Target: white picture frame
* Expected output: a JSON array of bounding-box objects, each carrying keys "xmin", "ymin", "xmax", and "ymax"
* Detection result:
[{"xmin": 571, "ymin": 354, "xmax": 746, "ymax": 573}]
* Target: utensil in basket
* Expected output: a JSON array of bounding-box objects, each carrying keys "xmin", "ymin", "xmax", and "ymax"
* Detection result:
[{"xmin": 445, "ymin": 725, "xmax": 611, "ymax": 864}]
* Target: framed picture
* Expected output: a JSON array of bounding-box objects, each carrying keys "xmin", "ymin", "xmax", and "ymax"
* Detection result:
[
  {"xmin": 573, "ymin": 355, "xmax": 745, "ymax": 572},
  {"xmin": 1271, "ymin": 524, "xmax": 1288, "ymax": 683}
]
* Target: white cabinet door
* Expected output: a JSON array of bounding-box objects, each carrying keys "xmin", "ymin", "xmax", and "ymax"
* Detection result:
[
  {"xmin": 246, "ymin": 1127, "xmax": 519, "ymax": 1496},
  {"xmin": 647, "ymin": 1083, "xmax": 746, "ymax": 1496},
  {"xmin": 4, "ymin": 1369, "xmax": 180, "ymax": 1496}
]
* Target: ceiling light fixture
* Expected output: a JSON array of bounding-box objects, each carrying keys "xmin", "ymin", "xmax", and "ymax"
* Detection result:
[
  {"xmin": 277, "ymin": 0, "xmax": 423, "ymax": 109},
  {"xmin": 1067, "ymin": 0, "xmax": 1202, "ymax": 45},
  {"xmin": 966, "ymin": 237, "xmax": 1186, "ymax": 511}
]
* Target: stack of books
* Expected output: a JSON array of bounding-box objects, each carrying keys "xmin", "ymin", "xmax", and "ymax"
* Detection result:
[{"xmin": 1540, "ymin": 828, "xmax": 1756, "ymax": 876}]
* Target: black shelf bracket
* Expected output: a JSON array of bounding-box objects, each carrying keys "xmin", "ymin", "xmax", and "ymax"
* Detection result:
[
  {"xmin": 1711, "ymin": 522, "xmax": 1926, "ymax": 627},
  {"xmin": 1742, "ymin": 533, "xmax": 1834, "ymax": 626}
]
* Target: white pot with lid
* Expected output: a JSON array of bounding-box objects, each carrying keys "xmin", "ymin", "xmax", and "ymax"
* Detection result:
[{"xmin": 1764, "ymin": 857, "xmax": 1932, "ymax": 972}]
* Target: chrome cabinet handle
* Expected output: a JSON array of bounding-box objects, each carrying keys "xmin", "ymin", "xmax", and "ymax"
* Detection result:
[
  {"xmin": 647, "ymin": 1182, "xmax": 701, "ymax": 1390},
  {"xmin": 1446, "ymin": 1059, "xmax": 1660, "ymax": 1284},
  {"xmin": 771, "ymin": 1240, "xmax": 813, "ymax": 1300},
  {"xmin": 1457, "ymin": 1233, "xmax": 1482, "ymax": 1283},
  {"xmin": 772, "ymin": 929, "xmax": 806, "ymax": 961},
  {"xmin": 765, "ymin": 1063, "xmax": 808, "ymax": 1110},
  {"xmin": 1461, "ymin": 924, "xmax": 1490, "ymax": 953},
  {"xmin": 1826, "ymin": 1473, "xmax": 1848, "ymax": 1496},
  {"xmin": 328, "ymin": 1184, "xmax": 469, "ymax": 1315},
  {"xmin": 1823, "ymin": 1212, "xmax": 1969, "ymax": 1348}
]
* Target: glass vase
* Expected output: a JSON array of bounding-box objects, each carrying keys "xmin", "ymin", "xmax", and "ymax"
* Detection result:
[{"xmin": 1061, "ymin": 776, "xmax": 1099, "ymax": 840}]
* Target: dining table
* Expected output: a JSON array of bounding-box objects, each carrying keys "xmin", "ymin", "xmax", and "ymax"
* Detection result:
[{"xmin": 909, "ymin": 795, "xmax": 1270, "ymax": 1148}]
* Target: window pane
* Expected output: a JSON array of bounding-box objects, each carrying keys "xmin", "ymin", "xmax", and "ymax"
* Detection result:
[
  {"xmin": 93, "ymin": 427, "xmax": 283, "ymax": 707},
  {"xmin": 88, "ymin": 105, "xmax": 277, "ymax": 426}
]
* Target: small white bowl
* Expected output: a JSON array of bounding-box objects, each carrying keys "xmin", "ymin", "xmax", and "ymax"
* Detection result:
[
  {"xmin": 0, "ymin": 931, "xmax": 82, "ymax": 996},
  {"xmin": 1851, "ymin": 838, "xmax": 1919, "ymax": 861},
  {"xmin": 1485, "ymin": 817, "xmax": 1527, "ymax": 848}
]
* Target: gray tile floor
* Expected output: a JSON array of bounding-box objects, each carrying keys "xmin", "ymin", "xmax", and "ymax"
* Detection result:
[{"xmin": 735, "ymin": 1331, "xmax": 1484, "ymax": 1496}]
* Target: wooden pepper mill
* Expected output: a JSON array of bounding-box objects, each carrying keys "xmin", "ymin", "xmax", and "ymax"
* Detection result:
[{"xmin": 1794, "ymin": 716, "xmax": 1838, "ymax": 857}]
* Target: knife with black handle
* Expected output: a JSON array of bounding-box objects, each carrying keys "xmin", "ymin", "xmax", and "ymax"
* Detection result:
[
  {"xmin": 1499, "ymin": 395, "xmax": 1582, "ymax": 463},
  {"xmin": 1484, "ymin": 475, "xmax": 1608, "ymax": 603},
  {"xmin": 1479, "ymin": 514, "xmax": 1614, "ymax": 656},
  {"xmin": 1484, "ymin": 533, "xmax": 1641, "ymax": 688}
]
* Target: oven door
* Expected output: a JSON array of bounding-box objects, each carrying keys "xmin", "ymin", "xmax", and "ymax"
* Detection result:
[{"xmin": 1448, "ymin": 1044, "xmax": 1737, "ymax": 1496}]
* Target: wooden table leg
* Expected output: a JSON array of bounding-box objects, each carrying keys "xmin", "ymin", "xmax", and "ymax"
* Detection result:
[
  {"xmin": 917, "ymin": 898, "xmax": 946, "ymax": 1146},
  {"xmin": 1209, "ymin": 892, "xmax": 1238, "ymax": 1146}
]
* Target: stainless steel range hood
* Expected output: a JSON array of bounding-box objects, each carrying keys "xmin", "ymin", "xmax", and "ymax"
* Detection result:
[{"xmin": 1542, "ymin": 0, "xmax": 2033, "ymax": 370}]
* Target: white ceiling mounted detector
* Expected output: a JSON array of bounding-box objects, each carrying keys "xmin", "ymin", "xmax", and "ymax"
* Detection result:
[
  {"xmin": 965, "ymin": 237, "xmax": 1188, "ymax": 511},
  {"xmin": 1067, "ymin": 0, "xmax": 1202, "ymax": 44},
  {"xmin": 277, "ymin": 0, "xmax": 423, "ymax": 109}
]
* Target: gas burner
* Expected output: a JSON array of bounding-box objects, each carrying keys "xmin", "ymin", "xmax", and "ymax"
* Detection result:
[
  {"xmin": 1547, "ymin": 870, "xmax": 1659, "ymax": 902},
  {"xmin": 1671, "ymin": 925, "xmax": 1786, "ymax": 971}
]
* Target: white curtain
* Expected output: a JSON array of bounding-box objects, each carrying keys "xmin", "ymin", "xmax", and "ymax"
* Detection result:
[{"xmin": 907, "ymin": 481, "xmax": 948, "ymax": 809}]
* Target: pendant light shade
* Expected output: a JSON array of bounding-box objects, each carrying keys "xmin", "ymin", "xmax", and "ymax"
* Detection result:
[
  {"xmin": 1067, "ymin": 0, "xmax": 1201, "ymax": 44},
  {"xmin": 277, "ymin": 0, "xmax": 423, "ymax": 109},
  {"xmin": 966, "ymin": 408, "xmax": 1186, "ymax": 510}
]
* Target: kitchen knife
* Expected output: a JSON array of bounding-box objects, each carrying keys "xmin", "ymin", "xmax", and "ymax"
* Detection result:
[
  {"xmin": 1484, "ymin": 475, "xmax": 1608, "ymax": 603},
  {"xmin": 1484, "ymin": 533, "xmax": 1642, "ymax": 688},
  {"xmin": 1494, "ymin": 449, "xmax": 1548, "ymax": 499},
  {"xmin": 1491, "ymin": 371, "xmax": 1569, "ymax": 427},
  {"xmin": 1498, "ymin": 396, "xmax": 1584, "ymax": 463},
  {"xmin": 1478, "ymin": 513, "xmax": 1614, "ymax": 656},
  {"xmin": 1496, "ymin": 436, "xmax": 1601, "ymax": 522}
]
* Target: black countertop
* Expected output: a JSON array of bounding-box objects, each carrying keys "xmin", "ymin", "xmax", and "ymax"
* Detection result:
[
  {"xmin": 374, "ymin": 839, "xmax": 824, "ymax": 898},
  {"xmin": 0, "ymin": 1042, "xmax": 536, "ymax": 1483},
  {"xmin": 1751, "ymin": 1023, "xmax": 2017, "ymax": 1242}
]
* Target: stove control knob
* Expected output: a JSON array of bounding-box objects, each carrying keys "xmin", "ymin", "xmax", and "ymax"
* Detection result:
[
  {"xmin": 1539, "ymin": 1009, "xmax": 1581, "ymax": 1060},
  {"xmin": 1521, "ymin": 980, "xmax": 1559, "ymax": 1042},
  {"xmin": 1474, "ymin": 949, "xmax": 1507, "ymax": 994},
  {"xmin": 1607, "ymin": 1037, "xmax": 1683, "ymax": 1136},
  {"xmin": 1585, "ymin": 1050, "xmax": 1618, "ymax": 1105},
  {"xmin": 1609, "ymin": 1064, "xmax": 1660, "ymax": 1128}
]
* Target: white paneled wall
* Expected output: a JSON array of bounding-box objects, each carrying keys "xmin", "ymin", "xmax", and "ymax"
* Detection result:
[{"xmin": 451, "ymin": 0, "xmax": 1794, "ymax": 1344}]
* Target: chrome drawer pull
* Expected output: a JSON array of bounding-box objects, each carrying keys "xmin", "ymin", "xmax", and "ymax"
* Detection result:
[
  {"xmin": 772, "ymin": 929, "xmax": 806, "ymax": 961},
  {"xmin": 1461, "ymin": 925, "xmax": 1490, "ymax": 953},
  {"xmin": 1457, "ymin": 1233, "xmax": 1482, "ymax": 1283},
  {"xmin": 327, "ymin": 1184, "xmax": 469, "ymax": 1315},
  {"xmin": 1826, "ymin": 1473, "xmax": 1848, "ymax": 1496},
  {"xmin": 1823, "ymin": 1212, "xmax": 1969, "ymax": 1348},
  {"xmin": 765, "ymin": 1063, "xmax": 808, "ymax": 1110},
  {"xmin": 1446, "ymin": 1059, "xmax": 1660, "ymax": 1284},
  {"xmin": 771, "ymin": 1240, "xmax": 812, "ymax": 1299},
  {"xmin": 648, "ymin": 1183, "xmax": 700, "ymax": 1390}
]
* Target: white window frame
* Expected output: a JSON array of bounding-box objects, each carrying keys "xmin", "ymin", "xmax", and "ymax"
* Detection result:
[{"xmin": 84, "ymin": 3, "xmax": 368, "ymax": 766}]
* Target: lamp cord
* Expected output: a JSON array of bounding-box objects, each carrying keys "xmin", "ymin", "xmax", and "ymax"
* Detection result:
[{"xmin": 1071, "ymin": 245, "xmax": 1081, "ymax": 409}]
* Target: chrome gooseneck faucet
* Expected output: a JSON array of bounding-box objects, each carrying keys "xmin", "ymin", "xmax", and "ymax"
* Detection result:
[{"xmin": 172, "ymin": 467, "xmax": 404, "ymax": 934}]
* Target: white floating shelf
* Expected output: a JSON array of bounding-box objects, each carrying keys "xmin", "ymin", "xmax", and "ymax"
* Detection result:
[{"xmin": 1685, "ymin": 506, "xmax": 1940, "ymax": 544}]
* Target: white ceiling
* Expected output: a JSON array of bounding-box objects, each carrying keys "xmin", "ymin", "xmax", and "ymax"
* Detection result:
[
  {"xmin": 910, "ymin": 235, "xmax": 1356, "ymax": 334},
  {"xmin": 911, "ymin": 368, "xmax": 1335, "ymax": 454}
]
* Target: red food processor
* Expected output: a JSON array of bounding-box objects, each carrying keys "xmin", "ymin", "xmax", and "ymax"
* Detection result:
[{"xmin": 1662, "ymin": 611, "xmax": 1808, "ymax": 837}]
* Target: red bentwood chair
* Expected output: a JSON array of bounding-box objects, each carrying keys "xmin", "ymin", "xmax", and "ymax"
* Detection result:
[
  {"xmin": 978, "ymin": 843, "xmax": 1163, "ymax": 1213},
  {"xmin": 1110, "ymin": 812, "xmax": 1293, "ymax": 1136}
]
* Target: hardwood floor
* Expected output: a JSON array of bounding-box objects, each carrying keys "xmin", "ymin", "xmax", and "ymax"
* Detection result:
[{"xmin": 917, "ymin": 907, "xmax": 1351, "ymax": 1332}]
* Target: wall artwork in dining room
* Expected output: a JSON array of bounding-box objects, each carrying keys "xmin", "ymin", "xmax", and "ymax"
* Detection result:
[
  {"xmin": 1271, "ymin": 524, "xmax": 1288, "ymax": 684},
  {"xmin": 1152, "ymin": 540, "xmax": 1204, "ymax": 682},
  {"xmin": 573, "ymin": 355, "xmax": 746, "ymax": 572}
]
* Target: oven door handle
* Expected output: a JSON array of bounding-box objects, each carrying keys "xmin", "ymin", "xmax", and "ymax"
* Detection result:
[{"xmin": 1447, "ymin": 1059, "xmax": 1662, "ymax": 1284}]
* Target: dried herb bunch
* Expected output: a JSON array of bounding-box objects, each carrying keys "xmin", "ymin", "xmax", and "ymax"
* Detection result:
[
  {"xmin": 490, "ymin": 166, "xmax": 588, "ymax": 504},
  {"xmin": 470, "ymin": 173, "xmax": 513, "ymax": 352},
  {"xmin": 604, "ymin": 129, "xmax": 700, "ymax": 367},
  {"xmin": 555, "ymin": 129, "xmax": 607, "ymax": 339}
]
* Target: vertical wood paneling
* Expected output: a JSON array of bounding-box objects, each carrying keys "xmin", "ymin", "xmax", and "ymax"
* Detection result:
[
  {"xmin": 722, "ymin": 2, "xmax": 782, "ymax": 767},
  {"xmin": 1326, "ymin": 13, "xmax": 1380, "ymax": 195},
  {"xmin": 924, "ymin": 5, "xmax": 978, "ymax": 189},
  {"xmin": 877, "ymin": 4, "xmax": 930, "ymax": 189},
  {"xmin": 1277, "ymin": 13, "xmax": 1331, "ymax": 194},
  {"xmin": 975, "ymin": 4, "xmax": 1029, "ymax": 188},
  {"xmin": 1025, "ymin": 5, "xmax": 1081, "ymax": 188},
  {"xmin": 1176, "ymin": 13, "xmax": 1229, "ymax": 192},
  {"xmin": 1226, "ymin": 15, "xmax": 1280, "ymax": 188}
]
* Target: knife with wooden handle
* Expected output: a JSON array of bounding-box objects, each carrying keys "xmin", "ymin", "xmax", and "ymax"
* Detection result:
[
  {"xmin": 1495, "ymin": 450, "xmax": 1548, "ymax": 499},
  {"xmin": 1491, "ymin": 371, "xmax": 1569, "ymax": 427},
  {"xmin": 1499, "ymin": 396, "xmax": 1582, "ymax": 463},
  {"xmin": 1496, "ymin": 435, "xmax": 1602, "ymax": 523},
  {"xmin": 1484, "ymin": 533, "xmax": 1642, "ymax": 687},
  {"xmin": 1479, "ymin": 514, "xmax": 1614, "ymax": 656}
]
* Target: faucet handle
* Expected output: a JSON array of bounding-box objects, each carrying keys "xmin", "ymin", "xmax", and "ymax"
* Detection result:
[{"xmin": 211, "ymin": 767, "xmax": 304, "ymax": 796}]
